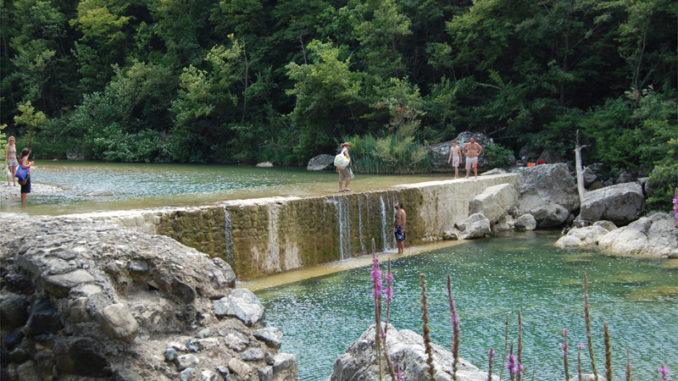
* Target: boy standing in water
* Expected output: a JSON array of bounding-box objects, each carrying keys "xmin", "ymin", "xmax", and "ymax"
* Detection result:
[
  {"xmin": 393, "ymin": 202, "xmax": 407, "ymax": 254},
  {"xmin": 447, "ymin": 140, "xmax": 462, "ymax": 179}
]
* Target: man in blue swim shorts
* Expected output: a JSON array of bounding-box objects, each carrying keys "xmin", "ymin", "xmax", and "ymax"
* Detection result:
[{"xmin": 393, "ymin": 202, "xmax": 407, "ymax": 254}]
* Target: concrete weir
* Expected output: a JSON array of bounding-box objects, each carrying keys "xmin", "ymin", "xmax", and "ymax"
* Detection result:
[{"xmin": 72, "ymin": 174, "xmax": 518, "ymax": 280}]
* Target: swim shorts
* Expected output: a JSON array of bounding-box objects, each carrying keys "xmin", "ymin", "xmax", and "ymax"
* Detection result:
[
  {"xmin": 394, "ymin": 225, "xmax": 406, "ymax": 242},
  {"xmin": 465, "ymin": 156, "xmax": 478, "ymax": 171},
  {"xmin": 20, "ymin": 175, "xmax": 31, "ymax": 194},
  {"xmin": 452, "ymin": 156, "xmax": 460, "ymax": 167}
]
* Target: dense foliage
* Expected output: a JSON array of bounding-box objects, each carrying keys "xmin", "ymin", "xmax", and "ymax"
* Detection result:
[{"xmin": 1, "ymin": 0, "xmax": 676, "ymax": 201}]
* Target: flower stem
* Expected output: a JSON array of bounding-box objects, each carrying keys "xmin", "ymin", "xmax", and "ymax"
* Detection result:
[
  {"xmin": 583, "ymin": 272, "xmax": 599, "ymax": 380},
  {"xmin": 419, "ymin": 273, "xmax": 436, "ymax": 380},
  {"xmin": 604, "ymin": 321, "xmax": 612, "ymax": 381},
  {"xmin": 447, "ymin": 274, "xmax": 460, "ymax": 381}
]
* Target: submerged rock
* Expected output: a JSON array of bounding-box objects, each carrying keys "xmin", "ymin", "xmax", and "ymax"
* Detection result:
[
  {"xmin": 459, "ymin": 213, "xmax": 491, "ymax": 239},
  {"xmin": 331, "ymin": 323, "xmax": 497, "ymax": 381}
]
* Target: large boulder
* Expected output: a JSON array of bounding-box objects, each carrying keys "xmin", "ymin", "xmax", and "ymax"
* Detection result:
[
  {"xmin": 307, "ymin": 154, "xmax": 335, "ymax": 171},
  {"xmin": 331, "ymin": 324, "xmax": 497, "ymax": 381},
  {"xmin": 579, "ymin": 182, "xmax": 645, "ymax": 225},
  {"xmin": 469, "ymin": 183, "xmax": 518, "ymax": 224},
  {"xmin": 516, "ymin": 163, "xmax": 579, "ymax": 227},
  {"xmin": 458, "ymin": 213, "xmax": 491, "ymax": 239},
  {"xmin": 427, "ymin": 131, "xmax": 498, "ymax": 173},
  {"xmin": 0, "ymin": 215, "xmax": 297, "ymax": 381},
  {"xmin": 554, "ymin": 213, "xmax": 678, "ymax": 258}
]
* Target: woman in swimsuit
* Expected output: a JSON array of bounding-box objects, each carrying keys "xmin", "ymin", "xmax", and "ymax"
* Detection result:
[{"xmin": 5, "ymin": 136, "xmax": 18, "ymax": 186}]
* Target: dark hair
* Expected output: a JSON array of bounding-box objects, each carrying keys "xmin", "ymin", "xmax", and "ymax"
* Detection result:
[
  {"xmin": 20, "ymin": 148, "xmax": 31, "ymax": 160},
  {"xmin": 395, "ymin": 202, "xmax": 404, "ymax": 209}
]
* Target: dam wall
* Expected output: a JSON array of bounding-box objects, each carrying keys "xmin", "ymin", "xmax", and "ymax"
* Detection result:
[{"xmin": 71, "ymin": 174, "xmax": 518, "ymax": 279}]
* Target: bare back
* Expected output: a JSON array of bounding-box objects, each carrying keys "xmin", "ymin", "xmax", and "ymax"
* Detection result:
[{"xmin": 394, "ymin": 208, "xmax": 406, "ymax": 227}]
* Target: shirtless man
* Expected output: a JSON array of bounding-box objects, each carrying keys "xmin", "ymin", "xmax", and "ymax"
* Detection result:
[
  {"xmin": 463, "ymin": 137, "xmax": 483, "ymax": 179},
  {"xmin": 447, "ymin": 140, "xmax": 462, "ymax": 179},
  {"xmin": 393, "ymin": 202, "xmax": 407, "ymax": 254}
]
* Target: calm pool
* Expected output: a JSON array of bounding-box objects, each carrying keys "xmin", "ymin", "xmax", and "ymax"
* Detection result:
[
  {"xmin": 256, "ymin": 232, "xmax": 678, "ymax": 380},
  {"xmin": 1, "ymin": 161, "xmax": 450, "ymax": 215}
]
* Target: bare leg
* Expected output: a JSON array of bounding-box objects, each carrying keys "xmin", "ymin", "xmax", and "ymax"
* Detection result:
[
  {"xmin": 21, "ymin": 192, "xmax": 27, "ymax": 203},
  {"xmin": 454, "ymin": 166, "xmax": 459, "ymax": 179},
  {"xmin": 474, "ymin": 164, "xmax": 478, "ymax": 179},
  {"xmin": 10, "ymin": 167, "xmax": 16, "ymax": 186},
  {"xmin": 344, "ymin": 177, "xmax": 351, "ymax": 191}
]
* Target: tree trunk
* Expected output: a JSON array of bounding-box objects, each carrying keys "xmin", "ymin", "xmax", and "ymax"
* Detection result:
[{"xmin": 575, "ymin": 129, "xmax": 587, "ymax": 207}]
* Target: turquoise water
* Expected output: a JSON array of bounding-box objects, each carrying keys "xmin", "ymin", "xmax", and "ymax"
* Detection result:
[
  {"xmin": 1, "ymin": 161, "xmax": 448, "ymax": 215},
  {"xmin": 257, "ymin": 232, "xmax": 678, "ymax": 380}
]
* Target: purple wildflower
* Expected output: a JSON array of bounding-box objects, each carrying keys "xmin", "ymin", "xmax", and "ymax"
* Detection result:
[
  {"xmin": 371, "ymin": 256, "xmax": 382, "ymax": 299},
  {"xmin": 673, "ymin": 198, "xmax": 678, "ymax": 223},
  {"xmin": 489, "ymin": 348, "xmax": 496, "ymax": 356},
  {"xmin": 577, "ymin": 343, "xmax": 586, "ymax": 350},
  {"xmin": 385, "ymin": 271, "xmax": 394, "ymax": 301},
  {"xmin": 396, "ymin": 371, "xmax": 403, "ymax": 381},
  {"xmin": 559, "ymin": 342, "xmax": 567, "ymax": 357},
  {"xmin": 659, "ymin": 365, "xmax": 671, "ymax": 381},
  {"xmin": 507, "ymin": 354, "xmax": 519, "ymax": 376}
]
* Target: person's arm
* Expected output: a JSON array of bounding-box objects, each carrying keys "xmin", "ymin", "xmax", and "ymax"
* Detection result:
[
  {"xmin": 477, "ymin": 143, "xmax": 483, "ymax": 156},
  {"xmin": 4, "ymin": 146, "xmax": 7, "ymax": 161},
  {"xmin": 447, "ymin": 144, "xmax": 452, "ymax": 163},
  {"xmin": 402, "ymin": 211, "xmax": 407, "ymax": 230}
]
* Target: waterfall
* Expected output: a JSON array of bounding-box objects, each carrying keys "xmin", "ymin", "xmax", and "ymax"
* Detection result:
[
  {"xmin": 379, "ymin": 195, "xmax": 390, "ymax": 252},
  {"xmin": 325, "ymin": 196, "xmax": 352, "ymax": 260},
  {"xmin": 357, "ymin": 195, "xmax": 365, "ymax": 254},
  {"xmin": 223, "ymin": 208, "xmax": 235, "ymax": 265}
]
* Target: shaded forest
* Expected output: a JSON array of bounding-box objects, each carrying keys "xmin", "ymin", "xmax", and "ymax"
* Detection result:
[{"xmin": 1, "ymin": 0, "xmax": 676, "ymax": 202}]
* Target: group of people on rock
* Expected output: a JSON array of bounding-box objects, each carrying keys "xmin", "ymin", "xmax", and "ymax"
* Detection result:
[
  {"xmin": 4, "ymin": 136, "xmax": 34, "ymax": 202},
  {"xmin": 334, "ymin": 136, "xmax": 483, "ymax": 256}
]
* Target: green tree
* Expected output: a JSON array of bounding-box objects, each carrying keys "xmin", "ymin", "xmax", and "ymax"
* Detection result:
[
  {"xmin": 286, "ymin": 39, "xmax": 366, "ymax": 160},
  {"xmin": 14, "ymin": 101, "xmax": 46, "ymax": 147}
]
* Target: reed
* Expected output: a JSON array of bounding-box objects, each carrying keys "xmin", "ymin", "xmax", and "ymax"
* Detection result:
[
  {"xmin": 560, "ymin": 329, "xmax": 570, "ymax": 381},
  {"xmin": 487, "ymin": 348, "xmax": 496, "ymax": 381},
  {"xmin": 625, "ymin": 348, "xmax": 632, "ymax": 381},
  {"xmin": 582, "ymin": 272, "xmax": 599, "ymax": 380},
  {"xmin": 500, "ymin": 313, "xmax": 510, "ymax": 381},
  {"xmin": 604, "ymin": 322, "xmax": 612, "ymax": 381},
  {"xmin": 446, "ymin": 274, "xmax": 460, "ymax": 380},
  {"xmin": 517, "ymin": 310, "xmax": 524, "ymax": 381},
  {"xmin": 419, "ymin": 273, "xmax": 436, "ymax": 380}
]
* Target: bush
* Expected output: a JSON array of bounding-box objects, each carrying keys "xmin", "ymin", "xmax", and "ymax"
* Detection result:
[
  {"xmin": 347, "ymin": 133, "xmax": 430, "ymax": 174},
  {"xmin": 483, "ymin": 143, "xmax": 514, "ymax": 168}
]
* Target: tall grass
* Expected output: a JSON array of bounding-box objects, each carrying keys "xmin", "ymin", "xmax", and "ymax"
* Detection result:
[{"xmin": 347, "ymin": 133, "xmax": 431, "ymax": 174}]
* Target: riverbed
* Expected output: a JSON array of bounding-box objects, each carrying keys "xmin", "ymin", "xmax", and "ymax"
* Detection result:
[{"xmin": 256, "ymin": 232, "xmax": 678, "ymax": 380}]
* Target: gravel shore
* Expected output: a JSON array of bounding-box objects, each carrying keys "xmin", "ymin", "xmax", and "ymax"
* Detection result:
[{"xmin": 0, "ymin": 180, "xmax": 63, "ymax": 201}]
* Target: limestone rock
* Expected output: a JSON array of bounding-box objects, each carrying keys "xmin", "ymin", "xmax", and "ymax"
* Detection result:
[
  {"xmin": 481, "ymin": 168, "xmax": 507, "ymax": 176},
  {"xmin": 213, "ymin": 289, "xmax": 264, "ymax": 326},
  {"xmin": 331, "ymin": 324, "xmax": 496, "ymax": 381},
  {"xmin": 254, "ymin": 327, "xmax": 283, "ymax": 349},
  {"xmin": 459, "ymin": 213, "xmax": 491, "ymax": 239},
  {"xmin": 0, "ymin": 215, "xmax": 296, "ymax": 381},
  {"xmin": 492, "ymin": 214, "xmax": 515, "ymax": 232},
  {"xmin": 43, "ymin": 269, "xmax": 95, "ymax": 297},
  {"xmin": 597, "ymin": 213, "xmax": 678, "ymax": 257},
  {"xmin": 307, "ymin": 154, "xmax": 335, "ymax": 171},
  {"xmin": 514, "ymin": 214, "xmax": 537, "ymax": 232},
  {"xmin": 97, "ymin": 303, "xmax": 139, "ymax": 342},
  {"xmin": 516, "ymin": 164, "xmax": 578, "ymax": 227},
  {"xmin": 468, "ymin": 183, "xmax": 518, "ymax": 224},
  {"xmin": 272, "ymin": 352, "xmax": 298, "ymax": 380},
  {"xmin": 593, "ymin": 220, "xmax": 617, "ymax": 231},
  {"xmin": 256, "ymin": 161, "xmax": 274, "ymax": 168},
  {"xmin": 555, "ymin": 213, "xmax": 678, "ymax": 257},
  {"xmin": 580, "ymin": 182, "xmax": 645, "ymax": 225},
  {"xmin": 554, "ymin": 225, "xmax": 609, "ymax": 249}
]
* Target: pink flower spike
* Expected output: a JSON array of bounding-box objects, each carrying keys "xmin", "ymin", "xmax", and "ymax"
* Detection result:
[
  {"xmin": 658, "ymin": 365, "xmax": 671, "ymax": 381},
  {"xmin": 577, "ymin": 343, "xmax": 586, "ymax": 350}
]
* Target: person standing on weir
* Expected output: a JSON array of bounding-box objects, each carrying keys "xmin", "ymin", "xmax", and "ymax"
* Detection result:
[
  {"xmin": 463, "ymin": 137, "xmax": 483, "ymax": 179},
  {"xmin": 447, "ymin": 140, "xmax": 462, "ymax": 179},
  {"xmin": 393, "ymin": 202, "xmax": 407, "ymax": 254}
]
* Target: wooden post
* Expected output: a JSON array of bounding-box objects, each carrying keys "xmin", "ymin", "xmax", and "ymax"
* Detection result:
[{"xmin": 575, "ymin": 129, "xmax": 587, "ymax": 207}]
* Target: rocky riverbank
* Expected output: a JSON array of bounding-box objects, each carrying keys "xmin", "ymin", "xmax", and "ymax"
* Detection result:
[{"xmin": 0, "ymin": 215, "xmax": 297, "ymax": 380}]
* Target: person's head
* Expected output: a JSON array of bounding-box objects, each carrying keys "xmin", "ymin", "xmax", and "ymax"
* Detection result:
[
  {"xmin": 394, "ymin": 202, "xmax": 403, "ymax": 209},
  {"xmin": 8, "ymin": 136, "xmax": 15, "ymax": 145},
  {"xmin": 20, "ymin": 147, "xmax": 31, "ymax": 159},
  {"xmin": 452, "ymin": 140, "xmax": 457, "ymax": 146},
  {"xmin": 341, "ymin": 142, "xmax": 351, "ymax": 149},
  {"xmin": 470, "ymin": 137, "xmax": 476, "ymax": 143}
]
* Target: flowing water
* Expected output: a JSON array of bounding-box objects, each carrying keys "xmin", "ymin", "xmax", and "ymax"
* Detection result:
[
  {"xmin": 256, "ymin": 232, "xmax": 678, "ymax": 380},
  {"xmin": 0, "ymin": 161, "xmax": 450, "ymax": 215}
]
